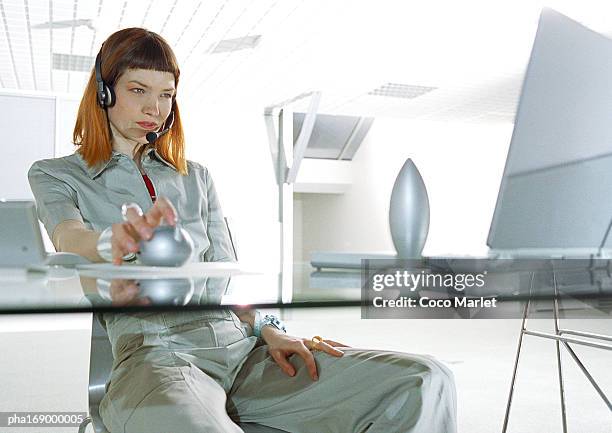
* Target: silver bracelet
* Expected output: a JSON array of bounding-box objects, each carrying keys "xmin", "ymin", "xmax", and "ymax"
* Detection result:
[
  {"xmin": 96, "ymin": 227, "xmax": 113, "ymax": 262},
  {"xmin": 253, "ymin": 311, "xmax": 287, "ymax": 338},
  {"xmin": 96, "ymin": 226, "xmax": 136, "ymax": 263},
  {"xmin": 96, "ymin": 278, "xmax": 112, "ymax": 301}
]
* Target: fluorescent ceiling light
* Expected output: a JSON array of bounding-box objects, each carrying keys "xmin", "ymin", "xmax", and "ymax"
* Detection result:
[
  {"xmin": 52, "ymin": 53, "xmax": 94, "ymax": 72},
  {"xmin": 208, "ymin": 35, "xmax": 262, "ymax": 54},
  {"xmin": 368, "ymin": 83, "xmax": 437, "ymax": 99},
  {"xmin": 32, "ymin": 18, "xmax": 95, "ymax": 30}
]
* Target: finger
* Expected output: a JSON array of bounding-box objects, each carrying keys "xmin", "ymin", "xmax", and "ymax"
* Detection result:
[
  {"xmin": 123, "ymin": 223, "xmax": 141, "ymax": 241},
  {"xmin": 128, "ymin": 296, "xmax": 152, "ymax": 307},
  {"xmin": 157, "ymin": 196, "xmax": 178, "ymax": 225},
  {"xmin": 117, "ymin": 222, "xmax": 140, "ymax": 253},
  {"xmin": 111, "ymin": 223, "xmax": 139, "ymax": 264},
  {"xmin": 110, "ymin": 281, "xmax": 140, "ymax": 305},
  {"xmin": 295, "ymin": 344, "xmax": 318, "ymax": 380},
  {"xmin": 123, "ymin": 205, "xmax": 154, "ymax": 241},
  {"xmin": 317, "ymin": 340, "xmax": 344, "ymax": 357},
  {"xmin": 269, "ymin": 350, "xmax": 296, "ymax": 377},
  {"xmin": 145, "ymin": 196, "xmax": 177, "ymax": 227},
  {"xmin": 109, "ymin": 279, "xmax": 135, "ymax": 294},
  {"xmin": 324, "ymin": 339, "xmax": 351, "ymax": 348}
]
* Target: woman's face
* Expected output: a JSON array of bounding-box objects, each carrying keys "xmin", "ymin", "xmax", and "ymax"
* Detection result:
[{"xmin": 107, "ymin": 68, "xmax": 176, "ymax": 144}]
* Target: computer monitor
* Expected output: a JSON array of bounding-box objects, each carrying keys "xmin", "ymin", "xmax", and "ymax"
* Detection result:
[
  {"xmin": 488, "ymin": 8, "xmax": 612, "ymax": 257},
  {"xmin": 0, "ymin": 200, "xmax": 47, "ymax": 266}
]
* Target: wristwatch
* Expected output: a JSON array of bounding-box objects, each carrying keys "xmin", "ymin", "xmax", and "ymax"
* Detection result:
[{"xmin": 253, "ymin": 311, "xmax": 287, "ymax": 338}]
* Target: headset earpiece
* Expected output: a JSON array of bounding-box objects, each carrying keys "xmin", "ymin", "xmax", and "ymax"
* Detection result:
[
  {"xmin": 103, "ymin": 82, "xmax": 116, "ymax": 108},
  {"xmin": 94, "ymin": 48, "xmax": 115, "ymax": 108}
]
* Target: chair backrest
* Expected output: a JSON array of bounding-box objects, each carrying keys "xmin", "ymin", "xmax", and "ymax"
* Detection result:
[
  {"xmin": 87, "ymin": 315, "xmax": 114, "ymax": 433},
  {"xmin": 224, "ymin": 216, "xmax": 239, "ymax": 261}
]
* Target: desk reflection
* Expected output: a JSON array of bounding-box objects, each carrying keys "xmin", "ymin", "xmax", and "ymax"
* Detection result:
[
  {"xmin": 0, "ymin": 258, "xmax": 611, "ymax": 317},
  {"xmin": 95, "ymin": 278, "xmax": 194, "ymax": 306}
]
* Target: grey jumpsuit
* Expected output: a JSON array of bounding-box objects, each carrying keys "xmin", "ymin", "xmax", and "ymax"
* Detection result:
[{"xmin": 28, "ymin": 149, "xmax": 457, "ymax": 433}]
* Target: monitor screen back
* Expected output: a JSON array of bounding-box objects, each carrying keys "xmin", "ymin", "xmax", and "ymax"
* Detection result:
[{"xmin": 488, "ymin": 9, "xmax": 612, "ymax": 253}]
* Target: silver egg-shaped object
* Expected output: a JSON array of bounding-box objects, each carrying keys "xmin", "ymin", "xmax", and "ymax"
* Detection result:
[
  {"xmin": 389, "ymin": 158, "xmax": 430, "ymax": 258},
  {"xmin": 137, "ymin": 225, "xmax": 194, "ymax": 267}
]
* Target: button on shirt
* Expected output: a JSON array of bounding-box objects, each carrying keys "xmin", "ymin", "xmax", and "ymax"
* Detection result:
[{"xmin": 27, "ymin": 147, "xmax": 235, "ymax": 263}]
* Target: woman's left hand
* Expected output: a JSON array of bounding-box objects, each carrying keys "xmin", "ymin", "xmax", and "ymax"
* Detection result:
[{"xmin": 261, "ymin": 327, "xmax": 350, "ymax": 381}]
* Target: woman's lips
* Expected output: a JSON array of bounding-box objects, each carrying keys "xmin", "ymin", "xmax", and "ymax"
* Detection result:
[{"xmin": 136, "ymin": 122, "xmax": 158, "ymax": 130}]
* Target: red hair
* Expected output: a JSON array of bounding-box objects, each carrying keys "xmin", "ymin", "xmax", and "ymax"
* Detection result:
[{"xmin": 73, "ymin": 28, "xmax": 187, "ymax": 175}]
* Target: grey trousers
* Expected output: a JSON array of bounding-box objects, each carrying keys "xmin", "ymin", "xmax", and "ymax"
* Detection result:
[{"xmin": 99, "ymin": 311, "xmax": 456, "ymax": 433}]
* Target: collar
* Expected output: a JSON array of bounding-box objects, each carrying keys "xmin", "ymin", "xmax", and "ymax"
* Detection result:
[
  {"xmin": 84, "ymin": 148, "xmax": 176, "ymax": 179},
  {"xmin": 84, "ymin": 151, "xmax": 120, "ymax": 179},
  {"xmin": 145, "ymin": 147, "xmax": 176, "ymax": 170}
]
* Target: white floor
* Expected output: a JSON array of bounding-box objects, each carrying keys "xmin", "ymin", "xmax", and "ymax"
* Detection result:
[{"xmin": 0, "ymin": 311, "xmax": 610, "ymax": 433}]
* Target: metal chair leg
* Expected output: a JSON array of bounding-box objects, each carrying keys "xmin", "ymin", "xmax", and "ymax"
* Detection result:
[
  {"xmin": 552, "ymin": 272, "xmax": 568, "ymax": 433},
  {"xmin": 502, "ymin": 273, "xmax": 535, "ymax": 433},
  {"xmin": 78, "ymin": 415, "xmax": 93, "ymax": 433},
  {"xmin": 555, "ymin": 339, "xmax": 568, "ymax": 433},
  {"xmin": 562, "ymin": 341, "xmax": 612, "ymax": 411},
  {"xmin": 505, "ymin": 269, "xmax": 611, "ymax": 432}
]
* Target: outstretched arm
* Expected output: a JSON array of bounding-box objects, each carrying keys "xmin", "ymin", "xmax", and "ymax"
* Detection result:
[{"xmin": 52, "ymin": 219, "xmax": 105, "ymax": 262}]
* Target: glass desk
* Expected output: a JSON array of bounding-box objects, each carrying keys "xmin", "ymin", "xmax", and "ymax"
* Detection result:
[{"xmin": 0, "ymin": 258, "xmax": 610, "ymax": 433}]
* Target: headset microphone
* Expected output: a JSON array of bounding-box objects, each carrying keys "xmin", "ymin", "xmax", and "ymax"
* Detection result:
[
  {"xmin": 146, "ymin": 110, "xmax": 175, "ymax": 144},
  {"xmin": 145, "ymin": 127, "xmax": 169, "ymax": 144}
]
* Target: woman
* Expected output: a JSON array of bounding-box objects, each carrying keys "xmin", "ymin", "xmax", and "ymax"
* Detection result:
[{"xmin": 28, "ymin": 28, "xmax": 456, "ymax": 433}]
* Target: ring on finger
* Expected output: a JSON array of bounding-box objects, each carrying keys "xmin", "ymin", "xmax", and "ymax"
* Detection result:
[
  {"xmin": 121, "ymin": 202, "xmax": 143, "ymax": 222},
  {"xmin": 311, "ymin": 335, "xmax": 323, "ymax": 351}
]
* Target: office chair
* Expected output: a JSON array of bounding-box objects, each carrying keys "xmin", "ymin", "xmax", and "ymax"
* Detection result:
[
  {"xmin": 77, "ymin": 315, "xmax": 112, "ymax": 433},
  {"xmin": 78, "ymin": 218, "xmax": 289, "ymax": 433}
]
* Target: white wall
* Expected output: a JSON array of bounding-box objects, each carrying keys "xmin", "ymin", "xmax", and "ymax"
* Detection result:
[
  {"xmin": 294, "ymin": 117, "xmax": 514, "ymax": 261},
  {"xmin": 180, "ymin": 103, "xmax": 281, "ymax": 273},
  {"xmin": 0, "ymin": 93, "xmax": 55, "ymax": 200},
  {"xmin": 0, "ymin": 92, "xmax": 78, "ymax": 252},
  {"xmin": 55, "ymin": 97, "xmax": 81, "ymax": 158}
]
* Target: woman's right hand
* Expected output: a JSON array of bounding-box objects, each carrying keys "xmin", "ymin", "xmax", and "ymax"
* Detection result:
[
  {"xmin": 111, "ymin": 196, "xmax": 178, "ymax": 265},
  {"xmin": 109, "ymin": 279, "xmax": 151, "ymax": 306}
]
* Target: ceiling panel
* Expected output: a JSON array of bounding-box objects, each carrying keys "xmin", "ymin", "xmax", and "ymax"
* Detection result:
[
  {"xmin": 156, "ymin": 0, "xmax": 202, "ymax": 46},
  {"xmin": 125, "ymin": 0, "xmax": 166, "ymax": 32},
  {"xmin": 189, "ymin": 0, "xmax": 306, "ymax": 103},
  {"xmin": 173, "ymin": 0, "xmax": 228, "ymax": 62},
  {"xmin": 198, "ymin": 0, "xmax": 342, "ymax": 108},
  {"xmin": 0, "ymin": 0, "xmax": 611, "ymax": 123},
  {"xmin": 2, "ymin": 1, "xmax": 27, "ymax": 89},
  {"xmin": 180, "ymin": 0, "xmax": 263, "ymax": 87},
  {"xmin": 185, "ymin": 0, "xmax": 287, "ymax": 95}
]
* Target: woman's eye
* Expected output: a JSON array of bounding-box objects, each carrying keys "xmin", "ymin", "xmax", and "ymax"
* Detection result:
[
  {"xmin": 131, "ymin": 88, "xmax": 145, "ymax": 94},
  {"xmin": 161, "ymin": 93, "xmax": 173, "ymax": 99}
]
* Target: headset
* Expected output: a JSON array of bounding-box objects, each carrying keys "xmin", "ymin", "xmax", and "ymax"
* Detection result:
[{"xmin": 94, "ymin": 45, "xmax": 174, "ymax": 144}]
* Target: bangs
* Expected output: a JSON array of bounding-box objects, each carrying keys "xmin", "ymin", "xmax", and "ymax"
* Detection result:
[{"xmin": 111, "ymin": 32, "xmax": 180, "ymax": 84}]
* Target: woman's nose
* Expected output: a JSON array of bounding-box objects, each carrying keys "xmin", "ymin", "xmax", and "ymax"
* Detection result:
[{"xmin": 143, "ymin": 97, "xmax": 160, "ymax": 116}]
